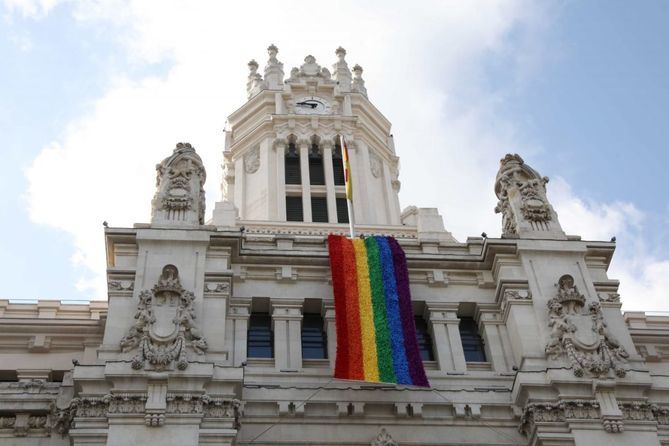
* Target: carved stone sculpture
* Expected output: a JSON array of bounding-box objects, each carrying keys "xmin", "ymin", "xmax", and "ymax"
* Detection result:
[
  {"xmin": 332, "ymin": 46, "xmax": 352, "ymax": 91},
  {"xmin": 545, "ymin": 275, "xmax": 628, "ymax": 377},
  {"xmin": 246, "ymin": 59, "xmax": 265, "ymax": 97},
  {"xmin": 352, "ymin": 64, "xmax": 368, "ymax": 97},
  {"xmin": 120, "ymin": 265, "xmax": 207, "ymax": 370},
  {"xmin": 151, "ymin": 143, "xmax": 206, "ymax": 226},
  {"xmin": 371, "ymin": 428, "xmax": 398, "ymax": 446},
  {"xmin": 494, "ymin": 154, "xmax": 565, "ymax": 239},
  {"xmin": 264, "ymin": 44, "xmax": 284, "ymax": 89}
]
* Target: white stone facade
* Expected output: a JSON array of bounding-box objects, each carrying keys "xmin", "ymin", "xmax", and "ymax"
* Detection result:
[{"xmin": 1, "ymin": 46, "xmax": 667, "ymax": 446}]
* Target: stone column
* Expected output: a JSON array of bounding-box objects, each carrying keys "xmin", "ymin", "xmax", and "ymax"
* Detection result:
[
  {"xmin": 233, "ymin": 156, "xmax": 245, "ymax": 219},
  {"xmin": 299, "ymin": 142, "xmax": 312, "ymax": 222},
  {"xmin": 322, "ymin": 142, "xmax": 338, "ymax": 223},
  {"xmin": 271, "ymin": 299, "xmax": 303, "ymax": 371},
  {"xmin": 276, "ymin": 141, "xmax": 287, "ymax": 221},
  {"xmin": 229, "ymin": 298, "xmax": 251, "ymax": 367},
  {"xmin": 322, "ymin": 300, "xmax": 336, "ymax": 370},
  {"xmin": 426, "ymin": 304, "xmax": 466, "ymax": 373}
]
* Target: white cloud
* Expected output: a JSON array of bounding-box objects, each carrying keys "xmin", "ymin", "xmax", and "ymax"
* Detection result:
[{"xmin": 19, "ymin": 0, "xmax": 669, "ymax": 311}]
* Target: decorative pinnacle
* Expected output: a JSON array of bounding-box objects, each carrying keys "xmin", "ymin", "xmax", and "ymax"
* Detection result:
[
  {"xmin": 353, "ymin": 64, "xmax": 363, "ymax": 74},
  {"xmin": 248, "ymin": 59, "xmax": 259, "ymax": 70},
  {"xmin": 267, "ymin": 43, "xmax": 278, "ymax": 54},
  {"xmin": 335, "ymin": 46, "xmax": 346, "ymax": 57}
]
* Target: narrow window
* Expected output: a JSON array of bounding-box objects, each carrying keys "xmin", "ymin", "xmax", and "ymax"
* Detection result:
[
  {"xmin": 332, "ymin": 144, "xmax": 345, "ymax": 186},
  {"xmin": 285, "ymin": 143, "xmax": 301, "ymax": 185},
  {"xmin": 336, "ymin": 197, "xmax": 349, "ymax": 224},
  {"xmin": 308, "ymin": 145, "xmax": 325, "ymax": 185},
  {"xmin": 248, "ymin": 312, "xmax": 273, "ymax": 358},
  {"xmin": 286, "ymin": 196, "xmax": 304, "ymax": 222},
  {"xmin": 311, "ymin": 196, "xmax": 328, "ymax": 223},
  {"xmin": 414, "ymin": 316, "xmax": 435, "ymax": 361},
  {"xmin": 459, "ymin": 317, "xmax": 486, "ymax": 362},
  {"xmin": 302, "ymin": 313, "xmax": 327, "ymax": 359}
]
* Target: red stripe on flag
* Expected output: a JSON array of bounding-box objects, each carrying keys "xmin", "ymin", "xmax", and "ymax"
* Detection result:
[{"xmin": 340, "ymin": 236, "xmax": 364, "ymax": 380}]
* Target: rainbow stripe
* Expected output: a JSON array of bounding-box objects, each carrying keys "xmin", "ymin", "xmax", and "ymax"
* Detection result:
[{"xmin": 328, "ymin": 235, "xmax": 429, "ymax": 387}]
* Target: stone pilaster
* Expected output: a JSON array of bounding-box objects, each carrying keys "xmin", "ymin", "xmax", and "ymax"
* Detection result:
[
  {"xmin": 322, "ymin": 142, "xmax": 338, "ymax": 223},
  {"xmin": 426, "ymin": 304, "xmax": 466, "ymax": 373},
  {"xmin": 322, "ymin": 300, "xmax": 336, "ymax": 370},
  {"xmin": 271, "ymin": 299, "xmax": 303, "ymax": 371},
  {"xmin": 229, "ymin": 297, "xmax": 251, "ymax": 367},
  {"xmin": 299, "ymin": 142, "xmax": 312, "ymax": 222}
]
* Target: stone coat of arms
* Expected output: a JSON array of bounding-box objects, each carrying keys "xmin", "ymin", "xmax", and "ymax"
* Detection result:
[
  {"xmin": 545, "ymin": 275, "xmax": 628, "ymax": 377},
  {"xmin": 120, "ymin": 265, "xmax": 207, "ymax": 370}
]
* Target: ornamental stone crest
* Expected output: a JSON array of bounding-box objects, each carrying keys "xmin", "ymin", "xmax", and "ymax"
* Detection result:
[
  {"xmin": 371, "ymin": 428, "xmax": 398, "ymax": 446},
  {"xmin": 151, "ymin": 142, "xmax": 206, "ymax": 226},
  {"xmin": 369, "ymin": 152, "xmax": 382, "ymax": 178},
  {"xmin": 120, "ymin": 265, "xmax": 207, "ymax": 370},
  {"xmin": 494, "ymin": 154, "xmax": 565, "ymax": 239},
  {"xmin": 244, "ymin": 146, "xmax": 260, "ymax": 174},
  {"xmin": 545, "ymin": 275, "xmax": 628, "ymax": 378}
]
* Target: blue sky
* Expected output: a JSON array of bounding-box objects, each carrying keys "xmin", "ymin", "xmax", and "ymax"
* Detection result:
[{"xmin": 1, "ymin": 0, "xmax": 668, "ymax": 309}]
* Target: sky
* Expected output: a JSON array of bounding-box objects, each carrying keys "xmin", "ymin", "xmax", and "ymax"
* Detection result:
[{"xmin": 1, "ymin": 0, "xmax": 668, "ymax": 311}]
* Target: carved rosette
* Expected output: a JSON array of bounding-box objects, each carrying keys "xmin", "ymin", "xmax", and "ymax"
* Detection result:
[
  {"xmin": 120, "ymin": 265, "xmax": 207, "ymax": 370},
  {"xmin": 545, "ymin": 275, "xmax": 629, "ymax": 378},
  {"xmin": 151, "ymin": 143, "xmax": 206, "ymax": 226}
]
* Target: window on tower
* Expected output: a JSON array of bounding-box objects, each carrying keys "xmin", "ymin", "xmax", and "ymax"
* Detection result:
[
  {"xmin": 311, "ymin": 196, "xmax": 328, "ymax": 223},
  {"xmin": 414, "ymin": 316, "xmax": 435, "ymax": 361},
  {"xmin": 286, "ymin": 196, "xmax": 304, "ymax": 222},
  {"xmin": 332, "ymin": 144, "xmax": 345, "ymax": 186},
  {"xmin": 285, "ymin": 142, "xmax": 301, "ymax": 185},
  {"xmin": 336, "ymin": 197, "xmax": 349, "ymax": 224},
  {"xmin": 308, "ymin": 144, "xmax": 325, "ymax": 185}
]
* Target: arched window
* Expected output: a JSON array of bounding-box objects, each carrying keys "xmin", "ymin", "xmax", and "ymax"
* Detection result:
[
  {"xmin": 301, "ymin": 313, "xmax": 327, "ymax": 359},
  {"xmin": 308, "ymin": 144, "xmax": 325, "ymax": 185},
  {"xmin": 332, "ymin": 143, "xmax": 345, "ymax": 186},
  {"xmin": 414, "ymin": 316, "xmax": 435, "ymax": 361},
  {"xmin": 285, "ymin": 142, "xmax": 301, "ymax": 185},
  {"xmin": 459, "ymin": 317, "xmax": 486, "ymax": 362},
  {"xmin": 248, "ymin": 312, "xmax": 274, "ymax": 358}
]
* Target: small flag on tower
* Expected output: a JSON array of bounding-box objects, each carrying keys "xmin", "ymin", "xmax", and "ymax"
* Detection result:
[
  {"xmin": 327, "ymin": 234, "xmax": 429, "ymax": 387},
  {"xmin": 341, "ymin": 136, "xmax": 353, "ymax": 200}
]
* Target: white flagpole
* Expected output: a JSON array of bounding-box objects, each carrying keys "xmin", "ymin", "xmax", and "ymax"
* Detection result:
[{"xmin": 340, "ymin": 135, "xmax": 356, "ymax": 238}]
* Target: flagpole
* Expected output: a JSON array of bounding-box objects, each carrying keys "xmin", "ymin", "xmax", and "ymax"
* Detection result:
[{"xmin": 340, "ymin": 135, "xmax": 356, "ymax": 238}]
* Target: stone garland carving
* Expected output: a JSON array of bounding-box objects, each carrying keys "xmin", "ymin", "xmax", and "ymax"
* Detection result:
[
  {"xmin": 120, "ymin": 265, "xmax": 207, "ymax": 371},
  {"xmin": 0, "ymin": 416, "xmax": 16, "ymax": 428},
  {"xmin": 108, "ymin": 280, "xmax": 134, "ymax": 291},
  {"xmin": 520, "ymin": 401, "xmax": 668, "ymax": 436},
  {"xmin": 545, "ymin": 275, "xmax": 628, "ymax": 378},
  {"xmin": 598, "ymin": 292, "xmax": 621, "ymax": 303},
  {"xmin": 205, "ymin": 281, "xmax": 231, "ymax": 294},
  {"xmin": 371, "ymin": 427, "xmax": 398, "ymax": 446},
  {"xmin": 152, "ymin": 142, "xmax": 206, "ymax": 225},
  {"xmin": 244, "ymin": 146, "xmax": 260, "ymax": 174},
  {"xmin": 503, "ymin": 289, "xmax": 532, "ymax": 301},
  {"xmin": 369, "ymin": 152, "xmax": 382, "ymax": 178}
]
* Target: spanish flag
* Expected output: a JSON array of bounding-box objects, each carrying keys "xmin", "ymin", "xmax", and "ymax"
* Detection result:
[{"xmin": 341, "ymin": 136, "xmax": 353, "ymax": 200}]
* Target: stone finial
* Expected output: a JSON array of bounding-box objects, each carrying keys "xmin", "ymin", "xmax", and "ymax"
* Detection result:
[
  {"xmin": 150, "ymin": 142, "xmax": 206, "ymax": 227},
  {"xmin": 351, "ymin": 64, "xmax": 368, "ymax": 97},
  {"xmin": 333, "ymin": 46, "xmax": 352, "ymax": 91},
  {"xmin": 264, "ymin": 43, "xmax": 284, "ymax": 89},
  {"xmin": 494, "ymin": 153, "xmax": 565, "ymax": 239},
  {"xmin": 246, "ymin": 59, "xmax": 265, "ymax": 98}
]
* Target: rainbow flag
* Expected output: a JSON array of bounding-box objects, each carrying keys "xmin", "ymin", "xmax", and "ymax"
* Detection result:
[{"xmin": 327, "ymin": 234, "xmax": 429, "ymax": 387}]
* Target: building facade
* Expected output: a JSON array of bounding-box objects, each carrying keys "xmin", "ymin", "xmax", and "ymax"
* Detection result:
[{"xmin": 1, "ymin": 45, "xmax": 668, "ymax": 446}]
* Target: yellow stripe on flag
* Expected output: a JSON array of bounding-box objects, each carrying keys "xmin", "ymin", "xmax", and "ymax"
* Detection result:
[
  {"xmin": 352, "ymin": 239, "xmax": 380, "ymax": 382},
  {"xmin": 342, "ymin": 138, "xmax": 353, "ymax": 200}
]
